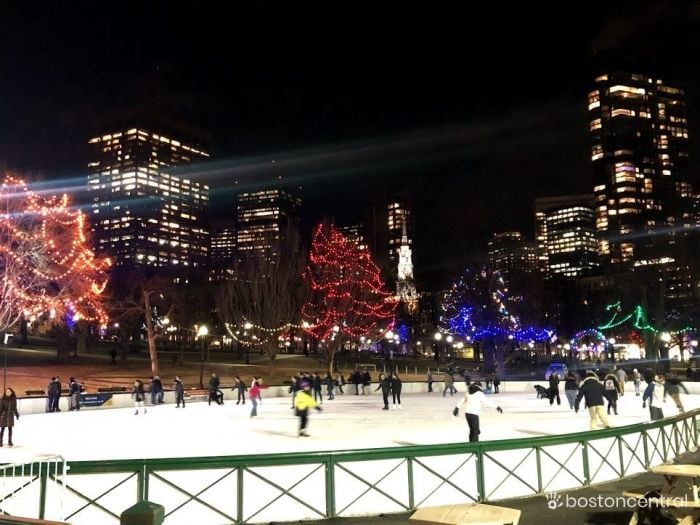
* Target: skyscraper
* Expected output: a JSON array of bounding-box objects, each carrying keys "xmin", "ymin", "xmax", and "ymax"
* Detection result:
[
  {"xmin": 209, "ymin": 227, "xmax": 237, "ymax": 281},
  {"xmin": 588, "ymin": 71, "xmax": 693, "ymax": 268},
  {"xmin": 337, "ymin": 223, "xmax": 368, "ymax": 251},
  {"xmin": 235, "ymin": 186, "xmax": 301, "ymax": 262},
  {"xmin": 487, "ymin": 232, "xmax": 538, "ymax": 277},
  {"xmin": 87, "ymin": 125, "xmax": 210, "ymax": 268},
  {"xmin": 535, "ymin": 195, "xmax": 599, "ymax": 278}
]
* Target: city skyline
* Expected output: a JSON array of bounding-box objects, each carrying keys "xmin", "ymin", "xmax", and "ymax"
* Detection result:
[{"xmin": 0, "ymin": 1, "xmax": 699, "ymax": 287}]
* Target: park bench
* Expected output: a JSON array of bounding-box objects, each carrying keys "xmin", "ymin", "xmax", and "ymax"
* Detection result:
[
  {"xmin": 24, "ymin": 390, "xmax": 45, "ymax": 396},
  {"xmin": 97, "ymin": 387, "xmax": 127, "ymax": 393},
  {"xmin": 184, "ymin": 389, "xmax": 210, "ymax": 401},
  {"xmin": 410, "ymin": 502, "xmax": 521, "ymax": 524}
]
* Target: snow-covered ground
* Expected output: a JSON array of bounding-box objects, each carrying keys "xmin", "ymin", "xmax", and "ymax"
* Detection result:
[{"xmin": 1, "ymin": 388, "xmax": 697, "ymax": 463}]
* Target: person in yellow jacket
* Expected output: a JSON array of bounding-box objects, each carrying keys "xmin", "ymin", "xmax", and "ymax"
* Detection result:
[{"xmin": 294, "ymin": 381, "xmax": 322, "ymax": 436}]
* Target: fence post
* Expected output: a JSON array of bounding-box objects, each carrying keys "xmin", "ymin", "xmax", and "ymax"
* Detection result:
[
  {"xmin": 237, "ymin": 466, "xmax": 244, "ymax": 523},
  {"xmin": 582, "ymin": 441, "xmax": 590, "ymax": 486},
  {"xmin": 476, "ymin": 448, "xmax": 486, "ymax": 502},
  {"xmin": 325, "ymin": 456, "xmax": 336, "ymax": 518},
  {"xmin": 535, "ymin": 447, "xmax": 543, "ymax": 494},
  {"xmin": 38, "ymin": 463, "xmax": 47, "ymax": 519}
]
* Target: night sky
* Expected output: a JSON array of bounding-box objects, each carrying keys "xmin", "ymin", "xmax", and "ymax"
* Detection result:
[{"xmin": 1, "ymin": 0, "xmax": 699, "ymax": 286}]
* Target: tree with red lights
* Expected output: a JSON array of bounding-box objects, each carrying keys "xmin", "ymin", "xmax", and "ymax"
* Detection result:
[
  {"xmin": 0, "ymin": 174, "xmax": 109, "ymax": 358},
  {"xmin": 302, "ymin": 223, "xmax": 396, "ymax": 371}
]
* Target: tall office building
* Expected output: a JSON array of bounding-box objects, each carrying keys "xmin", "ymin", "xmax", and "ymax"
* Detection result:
[
  {"xmin": 209, "ymin": 227, "xmax": 237, "ymax": 281},
  {"xmin": 235, "ymin": 186, "xmax": 301, "ymax": 262},
  {"xmin": 87, "ymin": 125, "xmax": 210, "ymax": 268},
  {"xmin": 487, "ymin": 232, "xmax": 538, "ymax": 276},
  {"xmin": 535, "ymin": 195, "xmax": 599, "ymax": 278},
  {"xmin": 588, "ymin": 71, "xmax": 693, "ymax": 268},
  {"xmin": 337, "ymin": 222, "xmax": 368, "ymax": 251}
]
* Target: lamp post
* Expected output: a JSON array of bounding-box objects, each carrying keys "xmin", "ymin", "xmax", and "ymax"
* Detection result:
[
  {"xmin": 434, "ymin": 332, "xmax": 442, "ymax": 364},
  {"xmin": 197, "ymin": 325, "xmax": 209, "ymax": 389}
]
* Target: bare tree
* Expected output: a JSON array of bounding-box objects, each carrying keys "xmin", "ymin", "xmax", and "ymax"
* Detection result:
[{"xmin": 217, "ymin": 226, "xmax": 306, "ymax": 370}]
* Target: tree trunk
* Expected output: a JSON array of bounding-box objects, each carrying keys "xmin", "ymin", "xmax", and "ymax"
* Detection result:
[{"xmin": 143, "ymin": 291, "xmax": 160, "ymax": 377}]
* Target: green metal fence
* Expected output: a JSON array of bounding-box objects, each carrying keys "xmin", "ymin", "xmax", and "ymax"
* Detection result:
[{"xmin": 2, "ymin": 409, "xmax": 698, "ymax": 524}]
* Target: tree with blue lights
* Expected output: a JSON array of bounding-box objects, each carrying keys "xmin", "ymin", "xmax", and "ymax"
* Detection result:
[{"xmin": 440, "ymin": 266, "xmax": 521, "ymax": 374}]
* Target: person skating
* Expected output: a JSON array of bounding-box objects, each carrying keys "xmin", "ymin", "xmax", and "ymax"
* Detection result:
[
  {"xmin": 391, "ymin": 372, "xmax": 403, "ymax": 409},
  {"xmin": 325, "ymin": 373, "xmax": 335, "ymax": 400},
  {"xmin": 614, "ymin": 367, "xmax": 627, "ymax": 397},
  {"xmin": 312, "ymin": 373, "xmax": 323, "ymax": 404},
  {"xmin": 352, "ymin": 370, "xmax": 361, "ymax": 395},
  {"xmin": 564, "ymin": 371, "xmax": 578, "ymax": 410},
  {"xmin": 47, "ymin": 377, "xmax": 59, "ymax": 413},
  {"xmin": 664, "ymin": 373, "xmax": 689, "ymax": 413},
  {"xmin": 249, "ymin": 379, "xmax": 268, "ymax": 417},
  {"xmin": 0, "ymin": 388, "xmax": 19, "ymax": 447},
  {"xmin": 603, "ymin": 372, "xmax": 621, "ymax": 415},
  {"xmin": 362, "ymin": 370, "xmax": 372, "ymax": 396},
  {"xmin": 251, "ymin": 376, "xmax": 264, "ymax": 404},
  {"xmin": 53, "ymin": 377, "xmax": 62, "ymax": 412},
  {"xmin": 443, "ymin": 374, "xmax": 456, "ymax": 397},
  {"xmin": 132, "ymin": 380, "xmax": 146, "ymax": 415},
  {"xmin": 574, "ymin": 372, "xmax": 610, "ymax": 430},
  {"xmin": 235, "ymin": 376, "xmax": 247, "ymax": 405},
  {"xmin": 375, "ymin": 373, "xmax": 391, "ymax": 410},
  {"xmin": 288, "ymin": 376, "xmax": 300, "ymax": 408},
  {"xmin": 335, "ymin": 372, "xmax": 345, "ymax": 394},
  {"xmin": 149, "ymin": 376, "xmax": 162, "ymax": 406},
  {"xmin": 452, "ymin": 381, "xmax": 503, "ymax": 442},
  {"xmin": 208, "ymin": 373, "xmax": 223, "ymax": 405},
  {"xmin": 68, "ymin": 377, "xmax": 81, "ymax": 411},
  {"xmin": 632, "ymin": 368, "xmax": 642, "ymax": 396},
  {"xmin": 548, "ymin": 373, "xmax": 561, "ymax": 406},
  {"xmin": 427, "ymin": 371, "xmax": 433, "ymax": 392},
  {"xmin": 491, "ymin": 371, "xmax": 500, "ymax": 394},
  {"xmin": 294, "ymin": 381, "xmax": 322, "ymax": 436},
  {"xmin": 643, "ymin": 373, "xmax": 665, "ymax": 420},
  {"xmin": 173, "ymin": 376, "xmax": 185, "ymax": 408}
]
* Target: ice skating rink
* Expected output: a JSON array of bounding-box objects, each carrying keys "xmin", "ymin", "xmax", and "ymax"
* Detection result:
[{"xmin": 2, "ymin": 388, "xmax": 698, "ymax": 463}]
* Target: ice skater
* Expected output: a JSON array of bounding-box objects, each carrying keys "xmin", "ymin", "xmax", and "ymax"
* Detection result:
[
  {"xmin": 548, "ymin": 373, "xmax": 561, "ymax": 406},
  {"xmin": 664, "ymin": 373, "xmax": 688, "ymax": 413},
  {"xmin": 0, "ymin": 388, "xmax": 19, "ymax": 447},
  {"xmin": 132, "ymin": 380, "xmax": 146, "ymax": 415},
  {"xmin": 643, "ymin": 373, "xmax": 665, "ymax": 420},
  {"xmin": 312, "ymin": 373, "xmax": 323, "ymax": 403},
  {"xmin": 325, "ymin": 372, "xmax": 335, "ymax": 400},
  {"xmin": 632, "ymin": 368, "xmax": 641, "ymax": 396},
  {"xmin": 249, "ymin": 379, "xmax": 267, "ymax": 417},
  {"xmin": 293, "ymin": 381, "xmax": 322, "ymax": 436},
  {"xmin": 68, "ymin": 376, "xmax": 81, "ymax": 411},
  {"xmin": 391, "ymin": 372, "xmax": 402, "ymax": 409},
  {"xmin": 208, "ymin": 373, "xmax": 223, "ymax": 405},
  {"xmin": 564, "ymin": 371, "xmax": 578, "ymax": 410},
  {"xmin": 427, "ymin": 371, "xmax": 433, "ymax": 392},
  {"xmin": 443, "ymin": 374, "xmax": 456, "ymax": 397},
  {"xmin": 375, "ymin": 373, "xmax": 391, "ymax": 410},
  {"xmin": 234, "ymin": 376, "xmax": 247, "ymax": 404},
  {"xmin": 603, "ymin": 372, "xmax": 621, "ymax": 415},
  {"xmin": 574, "ymin": 372, "xmax": 610, "ymax": 430},
  {"xmin": 452, "ymin": 381, "xmax": 503, "ymax": 442},
  {"xmin": 173, "ymin": 376, "xmax": 185, "ymax": 408}
]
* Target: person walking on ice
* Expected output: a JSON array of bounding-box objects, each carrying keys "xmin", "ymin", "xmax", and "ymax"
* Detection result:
[
  {"xmin": 452, "ymin": 381, "xmax": 503, "ymax": 442},
  {"xmin": 574, "ymin": 372, "xmax": 610, "ymax": 430},
  {"xmin": 0, "ymin": 388, "xmax": 19, "ymax": 447},
  {"xmin": 132, "ymin": 380, "xmax": 146, "ymax": 415},
  {"xmin": 293, "ymin": 381, "xmax": 322, "ymax": 437}
]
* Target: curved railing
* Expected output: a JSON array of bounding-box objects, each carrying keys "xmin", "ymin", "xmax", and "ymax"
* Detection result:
[{"xmin": 1, "ymin": 409, "xmax": 698, "ymax": 524}]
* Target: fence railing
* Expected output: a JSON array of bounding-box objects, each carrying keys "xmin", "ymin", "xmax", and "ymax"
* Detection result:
[{"xmin": 1, "ymin": 410, "xmax": 698, "ymax": 524}]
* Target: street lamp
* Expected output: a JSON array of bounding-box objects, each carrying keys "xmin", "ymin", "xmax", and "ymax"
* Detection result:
[
  {"xmin": 243, "ymin": 322, "xmax": 253, "ymax": 330},
  {"xmin": 197, "ymin": 325, "xmax": 209, "ymax": 389}
]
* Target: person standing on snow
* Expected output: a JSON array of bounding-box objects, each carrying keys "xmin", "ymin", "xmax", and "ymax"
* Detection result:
[{"xmin": 452, "ymin": 381, "xmax": 503, "ymax": 442}]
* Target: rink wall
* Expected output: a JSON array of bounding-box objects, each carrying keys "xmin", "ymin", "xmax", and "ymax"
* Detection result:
[
  {"xmin": 3, "ymin": 407, "xmax": 699, "ymax": 524},
  {"xmin": 15, "ymin": 379, "xmax": 700, "ymax": 415}
]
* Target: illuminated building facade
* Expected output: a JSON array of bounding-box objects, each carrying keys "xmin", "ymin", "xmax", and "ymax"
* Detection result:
[
  {"xmin": 589, "ymin": 71, "xmax": 693, "ymax": 268},
  {"xmin": 396, "ymin": 223, "xmax": 419, "ymax": 314},
  {"xmin": 535, "ymin": 195, "xmax": 599, "ymax": 278},
  {"xmin": 487, "ymin": 232, "xmax": 538, "ymax": 276},
  {"xmin": 235, "ymin": 187, "xmax": 301, "ymax": 261},
  {"xmin": 337, "ymin": 223, "xmax": 368, "ymax": 251},
  {"xmin": 87, "ymin": 127, "xmax": 210, "ymax": 268},
  {"xmin": 209, "ymin": 227, "xmax": 237, "ymax": 281},
  {"xmin": 387, "ymin": 201, "xmax": 413, "ymax": 272}
]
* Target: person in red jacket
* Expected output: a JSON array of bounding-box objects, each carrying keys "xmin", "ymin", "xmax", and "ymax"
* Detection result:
[{"xmin": 249, "ymin": 377, "xmax": 268, "ymax": 417}]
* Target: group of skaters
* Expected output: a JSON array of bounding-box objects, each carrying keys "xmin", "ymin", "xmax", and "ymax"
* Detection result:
[
  {"xmin": 539, "ymin": 366, "xmax": 692, "ymax": 430},
  {"xmin": 289, "ymin": 371, "xmax": 347, "ymax": 404}
]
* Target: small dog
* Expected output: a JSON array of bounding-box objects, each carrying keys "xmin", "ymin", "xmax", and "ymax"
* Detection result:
[{"xmin": 534, "ymin": 385, "xmax": 551, "ymax": 400}]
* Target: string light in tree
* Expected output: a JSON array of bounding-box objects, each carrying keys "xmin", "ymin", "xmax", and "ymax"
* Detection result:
[
  {"xmin": 301, "ymin": 223, "xmax": 396, "ymax": 345},
  {"xmin": 0, "ymin": 175, "xmax": 110, "ymax": 328}
]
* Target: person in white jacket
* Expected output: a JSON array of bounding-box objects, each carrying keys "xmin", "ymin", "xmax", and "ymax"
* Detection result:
[{"xmin": 452, "ymin": 381, "xmax": 503, "ymax": 442}]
